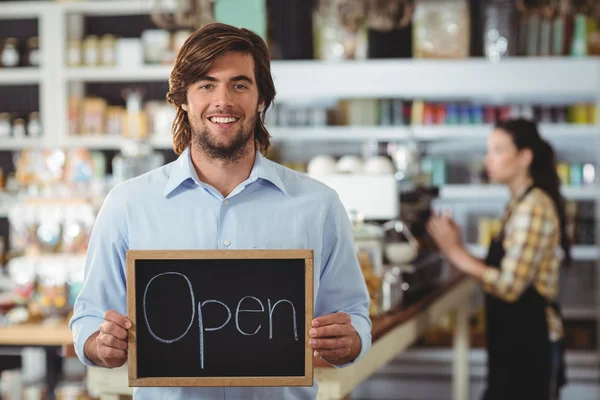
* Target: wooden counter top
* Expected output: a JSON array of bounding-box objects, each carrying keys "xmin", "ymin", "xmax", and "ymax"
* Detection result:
[
  {"xmin": 0, "ymin": 321, "xmax": 72, "ymax": 347},
  {"xmin": 314, "ymin": 272, "xmax": 470, "ymax": 368}
]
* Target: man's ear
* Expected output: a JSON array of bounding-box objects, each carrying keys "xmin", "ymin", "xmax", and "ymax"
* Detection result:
[
  {"xmin": 258, "ymin": 100, "xmax": 265, "ymax": 113},
  {"xmin": 181, "ymin": 104, "xmax": 188, "ymax": 112}
]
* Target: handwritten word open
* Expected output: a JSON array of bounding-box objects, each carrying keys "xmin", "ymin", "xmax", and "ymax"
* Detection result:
[{"xmin": 143, "ymin": 272, "xmax": 299, "ymax": 369}]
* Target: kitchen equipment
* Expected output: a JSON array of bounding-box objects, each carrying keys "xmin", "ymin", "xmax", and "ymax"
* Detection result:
[{"xmin": 382, "ymin": 219, "xmax": 419, "ymax": 265}]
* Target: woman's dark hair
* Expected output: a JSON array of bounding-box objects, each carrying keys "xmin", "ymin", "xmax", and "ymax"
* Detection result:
[{"xmin": 495, "ymin": 118, "xmax": 571, "ymax": 267}]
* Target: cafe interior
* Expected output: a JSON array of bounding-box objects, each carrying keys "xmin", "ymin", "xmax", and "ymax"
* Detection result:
[{"xmin": 0, "ymin": 0, "xmax": 600, "ymax": 399}]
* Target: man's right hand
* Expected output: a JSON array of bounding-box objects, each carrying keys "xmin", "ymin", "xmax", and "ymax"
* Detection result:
[{"xmin": 84, "ymin": 310, "xmax": 131, "ymax": 368}]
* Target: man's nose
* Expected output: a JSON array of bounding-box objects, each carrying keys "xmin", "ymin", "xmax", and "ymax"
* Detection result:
[{"xmin": 212, "ymin": 86, "xmax": 233, "ymax": 108}]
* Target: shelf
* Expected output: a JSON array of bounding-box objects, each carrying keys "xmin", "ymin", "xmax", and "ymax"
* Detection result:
[
  {"xmin": 413, "ymin": 124, "xmax": 598, "ymax": 140},
  {"xmin": 59, "ymin": 0, "xmax": 158, "ymax": 16},
  {"xmin": 65, "ymin": 59, "xmax": 600, "ymax": 100},
  {"xmin": 467, "ymin": 244, "xmax": 599, "ymax": 261},
  {"xmin": 0, "ymin": 68, "xmax": 41, "ymax": 85},
  {"xmin": 439, "ymin": 184, "xmax": 600, "ymax": 201},
  {"xmin": 0, "ymin": 1, "xmax": 46, "ymax": 18},
  {"xmin": 271, "ymin": 58, "xmax": 600, "ymax": 101},
  {"xmin": 0, "ymin": 137, "xmax": 44, "ymax": 150},
  {"xmin": 63, "ymin": 134, "xmax": 173, "ymax": 150},
  {"xmin": 66, "ymin": 65, "xmax": 173, "ymax": 82},
  {"xmin": 270, "ymin": 126, "xmax": 412, "ymax": 141}
]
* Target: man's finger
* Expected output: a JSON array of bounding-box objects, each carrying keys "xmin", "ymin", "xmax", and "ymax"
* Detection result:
[
  {"xmin": 99, "ymin": 333, "xmax": 128, "ymax": 351},
  {"xmin": 100, "ymin": 321, "xmax": 128, "ymax": 340},
  {"xmin": 312, "ymin": 312, "xmax": 351, "ymax": 328},
  {"xmin": 315, "ymin": 348, "xmax": 350, "ymax": 360},
  {"xmin": 308, "ymin": 336, "xmax": 350, "ymax": 350},
  {"xmin": 309, "ymin": 324, "xmax": 351, "ymax": 339},
  {"xmin": 104, "ymin": 310, "xmax": 131, "ymax": 330},
  {"xmin": 99, "ymin": 345, "xmax": 127, "ymax": 360}
]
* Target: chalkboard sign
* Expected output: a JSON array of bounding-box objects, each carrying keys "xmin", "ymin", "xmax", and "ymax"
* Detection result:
[{"xmin": 126, "ymin": 250, "xmax": 314, "ymax": 387}]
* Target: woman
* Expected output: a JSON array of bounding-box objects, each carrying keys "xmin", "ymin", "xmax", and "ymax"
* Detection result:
[{"xmin": 427, "ymin": 119, "xmax": 568, "ymax": 400}]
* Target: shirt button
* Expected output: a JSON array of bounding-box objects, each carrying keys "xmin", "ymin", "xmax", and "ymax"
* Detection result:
[
  {"xmin": 223, "ymin": 200, "xmax": 229, "ymax": 206},
  {"xmin": 224, "ymin": 239, "xmax": 231, "ymax": 246}
]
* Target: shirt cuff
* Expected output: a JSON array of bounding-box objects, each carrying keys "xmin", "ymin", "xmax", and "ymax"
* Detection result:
[
  {"xmin": 481, "ymin": 267, "xmax": 500, "ymax": 294},
  {"xmin": 331, "ymin": 313, "xmax": 372, "ymax": 369},
  {"xmin": 71, "ymin": 316, "xmax": 104, "ymax": 367}
]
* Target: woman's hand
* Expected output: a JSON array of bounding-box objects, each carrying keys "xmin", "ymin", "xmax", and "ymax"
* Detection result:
[{"xmin": 427, "ymin": 214, "xmax": 463, "ymax": 255}]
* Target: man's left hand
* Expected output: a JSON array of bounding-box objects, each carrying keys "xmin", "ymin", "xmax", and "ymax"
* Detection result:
[{"xmin": 308, "ymin": 312, "xmax": 361, "ymax": 365}]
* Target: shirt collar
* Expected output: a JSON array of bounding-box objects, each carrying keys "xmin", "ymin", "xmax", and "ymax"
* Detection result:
[{"xmin": 163, "ymin": 147, "xmax": 287, "ymax": 197}]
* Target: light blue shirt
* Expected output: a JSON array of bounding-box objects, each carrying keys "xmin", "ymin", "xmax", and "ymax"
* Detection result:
[{"xmin": 70, "ymin": 147, "xmax": 372, "ymax": 400}]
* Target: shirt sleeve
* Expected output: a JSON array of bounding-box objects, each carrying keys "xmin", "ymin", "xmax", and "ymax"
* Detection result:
[
  {"xmin": 316, "ymin": 192, "xmax": 372, "ymax": 367},
  {"xmin": 482, "ymin": 201, "xmax": 553, "ymax": 302},
  {"xmin": 69, "ymin": 189, "xmax": 129, "ymax": 366}
]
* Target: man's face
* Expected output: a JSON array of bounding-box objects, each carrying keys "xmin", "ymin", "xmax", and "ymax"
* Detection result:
[{"xmin": 182, "ymin": 51, "xmax": 263, "ymax": 162}]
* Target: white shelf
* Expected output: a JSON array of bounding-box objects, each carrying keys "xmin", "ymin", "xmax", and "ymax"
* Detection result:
[
  {"xmin": 467, "ymin": 244, "xmax": 599, "ymax": 261},
  {"xmin": 59, "ymin": 0, "xmax": 158, "ymax": 16},
  {"xmin": 0, "ymin": 1, "xmax": 47, "ymax": 18},
  {"xmin": 66, "ymin": 65, "xmax": 173, "ymax": 82},
  {"xmin": 271, "ymin": 58, "xmax": 600, "ymax": 101},
  {"xmin": 413, "ymin": 124, "xmax": 598, "ymax": 140},
  {"xmin": 439, "ymin": 184, "xmax": 600, "ymax": 201},
  {"xmin": 0, "ymin": 137, "xmax": 44, "ymax": 150},
  {"xmin": 270, "ymin": 126, "xmax": 411, "ymax": 141},
  {"xmin": 63, "ymin": 134, "xmax": 174, "ymax": 150},
  {"xmin": 70, "ymin": 125, "xmax": 595, "ymax": 146},
  {"xmin": 0, "ymin": 68, "xmax": 42, "ymax": 85},
  {"xmin": 65, "ymin": 59, "xmax": 600, "ymax": 101}
]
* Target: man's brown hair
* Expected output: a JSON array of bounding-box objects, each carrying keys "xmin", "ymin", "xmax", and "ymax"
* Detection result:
[{"xmin": 166, "ymin": 23, "xmax": 276, "ymax": 155}]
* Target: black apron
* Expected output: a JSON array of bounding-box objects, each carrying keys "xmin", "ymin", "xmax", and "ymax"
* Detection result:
[{"xmin": 482, "ymin": 185, "xmax": 566, "ymax": 400}]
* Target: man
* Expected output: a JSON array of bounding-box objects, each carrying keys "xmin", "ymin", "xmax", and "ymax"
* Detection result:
[{"xmin": 70, "ymin": 22, "xmax": 371, "ymax": 399}]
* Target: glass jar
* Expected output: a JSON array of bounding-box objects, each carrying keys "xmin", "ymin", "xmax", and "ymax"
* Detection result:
[
  {"xmin": 66, "ymin": 38, "xmax": 82, "ymax": 66},
  {"xmin": 83, "ymin": 35, "xmax": 99, "ymax": 66},
  {"xmin": 100, "ymin": 34, "xmax": 116, "ymax": 66}
]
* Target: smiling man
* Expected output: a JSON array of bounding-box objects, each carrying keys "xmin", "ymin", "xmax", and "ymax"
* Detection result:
[{"xmin": 70, "ymin": 23, "xmax": 372, "ymax": 400}]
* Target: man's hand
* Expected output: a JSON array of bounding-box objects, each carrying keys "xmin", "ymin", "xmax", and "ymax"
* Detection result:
[
  {"xmin": 84, "ymin": 310, "xmax": 131, "ymax": 368},
  {"xmin": 308, "ymin": 312, "xmax": 361, "ymax": 366}
]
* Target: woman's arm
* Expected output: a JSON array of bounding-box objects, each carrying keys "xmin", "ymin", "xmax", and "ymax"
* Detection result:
[{"xmin": 428, "ymin": 202, "xmax": 556, "ymax": 302}]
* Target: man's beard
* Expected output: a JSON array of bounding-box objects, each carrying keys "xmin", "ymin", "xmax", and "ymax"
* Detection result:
[{"xmin": 191, "ymin": 114, "xmax": 256, "ymax": 163}]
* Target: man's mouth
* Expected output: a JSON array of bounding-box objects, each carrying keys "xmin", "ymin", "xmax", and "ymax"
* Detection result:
[{"xmin": 208, "ymin": 116, "xmax": 239, "ymax": 125}]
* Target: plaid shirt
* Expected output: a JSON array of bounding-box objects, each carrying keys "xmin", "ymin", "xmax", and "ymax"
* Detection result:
[{"xmin": 481, "ymin": 187, "xmax": 563, "ymax": 341}]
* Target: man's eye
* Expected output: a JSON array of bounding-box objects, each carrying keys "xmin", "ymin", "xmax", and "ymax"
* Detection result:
[
  {"xmin": 234, "ymin": 84, "xmax": 247, "ymax": 90},
  {"xmin": 199, "ymin": 84, "xmax": 213, "ymax": 90}
]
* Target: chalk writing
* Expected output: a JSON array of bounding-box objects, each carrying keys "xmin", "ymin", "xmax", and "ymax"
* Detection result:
[
  {"xmin": 143, "ymin": 272, "xmax": 299, "ymax": 369},
  {"xmin": 235, "ymin": 296, "xmax": 264, "ymax": 336},
  {"xmin": 143, "ymin": 272, "xmax": 195, "ymax": 344},
  {"xmin": 268, "ymin": 299, "xmax": 298, "ymax": 341}
]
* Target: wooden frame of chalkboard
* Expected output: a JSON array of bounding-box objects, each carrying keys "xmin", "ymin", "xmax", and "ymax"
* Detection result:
[{"xmin": 126, "ymin": 249, "xmax": 314, "ymax": 387}]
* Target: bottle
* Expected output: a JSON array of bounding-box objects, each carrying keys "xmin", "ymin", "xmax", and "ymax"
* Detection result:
[
  {"xmin": 26, "ymin": 37, "xmax": 40, "ymax": 67},
  {"xmin": 27, "ymin": 112, "xmax": 41, "ymax": 137},
  {"xmin": 1, "ymin": 38, "xmax": 20, "ymax": 67},
  {"xmin": 12, "ymin": 119, "xmax": 26, "ymax": 138},
  {"xmin": 0, "ymin": 113, "xmax": 10, "ymax": 137}
]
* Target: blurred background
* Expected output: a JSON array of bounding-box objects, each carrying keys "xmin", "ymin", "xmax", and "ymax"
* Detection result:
[{"xmin": 0, "ymin": 0, "xmax": 599, "ymax": 399}]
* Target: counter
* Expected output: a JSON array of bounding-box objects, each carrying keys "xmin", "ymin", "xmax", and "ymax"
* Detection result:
[{"xmin": 0, "ymin": 321, "xmax": 74, "ymax": 400}]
